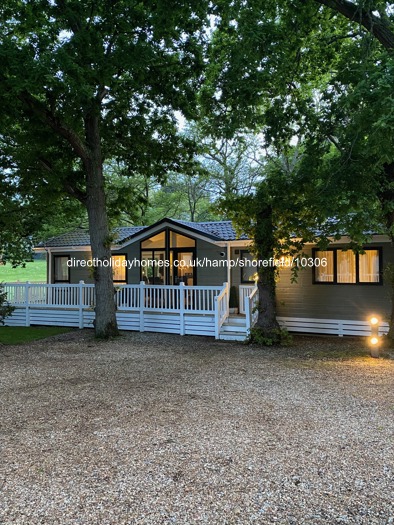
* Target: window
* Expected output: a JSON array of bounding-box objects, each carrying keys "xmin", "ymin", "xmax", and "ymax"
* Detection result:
[
  {"xmin": 141, "ymin": 250, "xmax": 166, "ymax": 284},
  {"xmin": 140, "ymin": 229, "xmax": 196, "ymax": 285},
  {"xmin": 54, "ymin": 256, "xmax": 70, "ymax": 282},
  {"xmin": 359, "ymin": 249, "xmax": 380, "ymax": 283},
  {"xmin": 141, "ymin": 231, "xmax": 165, "ymax": 249},
  {"xmin": 313, "ymin": 248, "xmax": 381, "ymax": 284},
  {"xmin": 170, "ymin": 231, "xmax": 196, "ymax": 248},
  {"xmin": 241, "ymin": 251, "xmax": 258, "ymax": 283},
  {"xmin": 314, "ymin": 250, "xmax": 334, "ymax": 283},
  {"xmin": 112, "ymin": 254, "xmax": 127, "ymax": 283},
  {"xmin": 337, "ymin": 250, "xmax": 356, "ymax": 283}
]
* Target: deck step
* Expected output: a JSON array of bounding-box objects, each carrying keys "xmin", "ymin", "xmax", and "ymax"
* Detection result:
[
  {"xmin": 220, "ymin": 324, "xmax": 247, "ymax": 333},
  {"xmin": 219, "ymin": 331, "xmax": 248, "ymax": 341},
  {"xmin": 223, "ymin": 317, "xmax": 247, "ymax": 327}
]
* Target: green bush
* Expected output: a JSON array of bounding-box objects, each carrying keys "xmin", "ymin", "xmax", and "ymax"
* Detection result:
[
  {"xmin": 0, "ymin": 284, "xmax": 15, "ymax": 325},
  {"xmin": 248, "ymin": 326, "xmax": 292, "ymax": 346}
]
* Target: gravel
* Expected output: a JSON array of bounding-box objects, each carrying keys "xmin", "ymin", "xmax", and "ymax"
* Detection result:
[{"xmin": 0, "ymin": 331, "xmax": 393, "ymax": 524}]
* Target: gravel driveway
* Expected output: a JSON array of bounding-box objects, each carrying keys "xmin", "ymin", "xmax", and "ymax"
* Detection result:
[{"xmin": 1, "ymin": 331, "xmax": 393, "ymax": 524}]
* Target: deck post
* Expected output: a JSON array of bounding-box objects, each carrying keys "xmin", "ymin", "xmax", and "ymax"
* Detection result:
[
  {"xmin": 78, "ymin": 280, "xmax": 84, "ymax": 329},
  {"xmin": 244, "ymin": 294, "xmax": 250, "ymax": 332},
  {"xmin": 139, "ymin": 281, "xmax": 145, "ymax": 332},
  {"xmin": 179, "ymin": 282, "xmax": 185, "ymax": 336},
  {"xmin": 25, "ymin": 282, "xmax": 30, "ymax": 327},
  {"xmin": 214, "ymin": 295, "xmax": 219, "ymax": 339},
  {"xmin": 223, "ymin": 282, "xmax": 229, "ymax": 315}
]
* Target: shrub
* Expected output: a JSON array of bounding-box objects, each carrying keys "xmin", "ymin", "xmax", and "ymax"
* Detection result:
[
  {"xmin": 0, "ymin": 284, "xmax": 15, "ymax": 325},
  {"xmin": 248, "ymin": 326, "xmax": 292, "ymax": 346}
]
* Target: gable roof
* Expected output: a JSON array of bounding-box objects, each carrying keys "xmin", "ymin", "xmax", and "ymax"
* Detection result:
[{"xmin": 38, "ymin": 219, "xmax": 248, "ymax": 248}]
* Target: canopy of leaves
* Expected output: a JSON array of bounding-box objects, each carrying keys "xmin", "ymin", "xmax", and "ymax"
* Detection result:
[
  {"xmin": 204, "ymin": 0, "xmax": 394, "ymax": 242},
  {"xmin": 0, "ymin": 0, "xmax": 210, "ymax": 256}
]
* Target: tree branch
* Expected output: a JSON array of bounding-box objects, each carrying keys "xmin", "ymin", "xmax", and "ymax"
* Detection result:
[
  {"xmin": 18, "ymin": 91, "xmax": 90, "ymax": 163},
  {"xmin": 314, "ymin": 0, "xmax": 394, "ymax": 50}
]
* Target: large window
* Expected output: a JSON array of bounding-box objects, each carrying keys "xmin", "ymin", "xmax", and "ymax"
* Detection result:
[
  {"xmin": 313, "ymin": 248, "xmax": 381, "ymax": 284},
  {"xmin": 54, "ymin": 256, "xmax": 70, "ymax": 282},
  {"xmin": 140, "ymin": 229, "xmax": 196, "ymax": 285}
]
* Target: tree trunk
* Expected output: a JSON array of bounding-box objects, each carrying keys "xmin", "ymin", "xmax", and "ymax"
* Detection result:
[
  {"xmin": 252, "ymin": 198, "xmax": 281, "ymax": 344},
  {"xmin": 85, "ymin": 115, "xmax": 119, "ymax": 338},
  {"xmin": 255, "ymin": 269, "xmax": 279, "ymax": 335}
]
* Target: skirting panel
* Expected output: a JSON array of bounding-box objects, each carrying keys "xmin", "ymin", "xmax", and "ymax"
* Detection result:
[{"xmin": 277, "ymin": 317, "xmax": 389, "ymax": 337}]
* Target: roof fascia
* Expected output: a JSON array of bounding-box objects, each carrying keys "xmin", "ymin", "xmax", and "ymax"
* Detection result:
[
  {"xmin": 34, "ymin": 245, "xmax": 92, "ymax": 252},
  {"xmin": 117, "ymin": 220, "xmax": 222, "ymax": 248}
]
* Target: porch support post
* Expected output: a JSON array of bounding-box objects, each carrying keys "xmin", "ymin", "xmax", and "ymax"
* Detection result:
[
  {"xmin": 214, "ymin": 294, "xmax": 219, "ymax": 340},
  {"xmin": 139, "ymin": 281, "xmax": 145, "ymax": 332},
  {"xmin": 78, "ymin": 280, "xmax": 84, "ymax": 329},
  {"xmin": 226, "ymin": 242, "xmax": 231, "ymax": 289},
  {"xmin": 179, "ymin": 282, "xmax": 185, "ymax": 336},
  {"xmin": 25, "ymin": 282, "xmax": 30, "ymax": 327}
]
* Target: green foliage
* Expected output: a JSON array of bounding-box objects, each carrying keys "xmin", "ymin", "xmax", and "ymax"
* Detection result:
[
  {"xmin": 0, "ymin": 285, "xmax": 15, "ymax": 325},
  {"xmin": 0, "ymin": 0, "xmax": 210, "ymax": 247},
  {"xmin": 248, "ymin": 326, "xmax": 292, "ymax": 347}
]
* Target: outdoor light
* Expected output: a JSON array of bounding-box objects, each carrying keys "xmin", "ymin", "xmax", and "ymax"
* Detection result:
[{"xmin": 369, "ymin": 315, "xmax": 380, "ymax": 358}]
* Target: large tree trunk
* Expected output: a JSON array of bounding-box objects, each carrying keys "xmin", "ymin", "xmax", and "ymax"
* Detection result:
[
  {"xmin": 252, "ymin": 200, "xmax": 281, "ymax": 344},
  {"xmin": 85, "ymin": 115, "xmax": 119, "ymax": 338}
]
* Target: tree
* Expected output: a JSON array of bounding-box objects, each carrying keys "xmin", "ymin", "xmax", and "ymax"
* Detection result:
[
  {"xmin": 0, "ymin": 1, "xmax": 209, "ymax": 337},
  {"xmin": 222, "ymin": 150, "xmax": 343, "ymax": 344},
  {"xmin": 204, "ymin": 0, "xmax": 394, "ymax": 340}
]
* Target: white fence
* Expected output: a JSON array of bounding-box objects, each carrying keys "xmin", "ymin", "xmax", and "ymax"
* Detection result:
[{"xmin": 3, "ymin": 281, "xmax": 229, "ymax": 338}]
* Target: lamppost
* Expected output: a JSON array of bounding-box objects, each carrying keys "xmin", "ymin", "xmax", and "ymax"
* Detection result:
[{"xmin": 369, "ymin": 316, "xmax": 380, "ymax": 358}]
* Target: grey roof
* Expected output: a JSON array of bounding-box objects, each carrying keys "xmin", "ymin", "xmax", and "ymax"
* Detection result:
[
  {"xmin": 171, "ymin": 219, "xmax": 248, "ymax": 241},
  {"xmin": 39, "ymin": 226, "xmax": 146, "ymax": 248},
  {"xmin": 38, "ymin": 219, "xmax": 248, "ymax": 248}
]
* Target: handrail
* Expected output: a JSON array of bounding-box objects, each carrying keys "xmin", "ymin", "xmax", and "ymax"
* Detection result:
[
  {"xmin": 245, "ymin": 286, "xmax": 259, "ymax": 333},
  {"xmin": 214, "ymin": 282, "xmax": 229, "ymax": 339}
]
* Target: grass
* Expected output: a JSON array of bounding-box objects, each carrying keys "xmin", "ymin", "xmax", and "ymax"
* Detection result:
[
  {"xmin": 0, "ymin": 326, "xmax": 72, "ymax": 345},
  {"xmin": 0, "ymin": 259, "xmax": 47, "ymax": 283}
]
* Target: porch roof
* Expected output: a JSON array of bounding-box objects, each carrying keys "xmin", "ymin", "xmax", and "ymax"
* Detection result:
[{"xmin": 37, "ymin": 218, "xmax": 249, "ymax": 248}]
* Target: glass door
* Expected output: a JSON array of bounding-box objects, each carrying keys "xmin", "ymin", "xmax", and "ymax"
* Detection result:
[{"xmin": 170, "ymin": 250, "xmax": 195, "ymax": 285}]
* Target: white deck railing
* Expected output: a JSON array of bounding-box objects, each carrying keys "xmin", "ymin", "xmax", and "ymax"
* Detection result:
[
  {"xmin": 4, "ymin": 281, "xmax": 225, "ymax": 314},
  {"xmin": 3, "ymin": 281, "xmax": 228, "ymax": 334},
  {"xmin": 244, "ymin": 286, "xmax": 259, "ymax": 334},
  {"xmin": 215, "ymin": 282, "xmax": 229, "ymax": 339},
  {"xmin": 3, "ymin": 282, "xmax": 96, "ymax": 307},
  {"xmin": 239, "ymin": 284, "xmax": 256, "ymax": 314}
]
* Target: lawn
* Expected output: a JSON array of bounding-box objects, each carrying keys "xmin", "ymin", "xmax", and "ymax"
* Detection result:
[
  {"xmin": 0, "ymin": 259, "xmax": 47, "ymax": 283},
  {"xmin": 0, "ymin": 331, "xmax": 393, "ymax": 524},
  {"xmin": 0, "ymin": 326, "xmax": 72, "ymax": 344}
]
